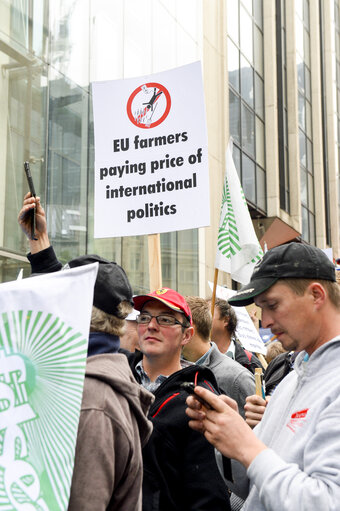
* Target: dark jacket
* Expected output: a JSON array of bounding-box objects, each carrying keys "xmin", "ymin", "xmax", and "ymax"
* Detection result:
[
  {"xmin": 234, "ymin": 340, "xmax": 264, "ymax": 375},
  {"xmin": 126, "ymin": 350, "xmax": 231, "ymax": 511}
]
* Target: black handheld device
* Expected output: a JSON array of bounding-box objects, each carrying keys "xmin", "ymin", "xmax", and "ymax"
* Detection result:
[
  {"xmin": 180, "ymin": 382, "xmax": 212, "ymax": 409},
  {"xmin": 23, "ymin": 161, "xmax": 37, "ymax": 240}
]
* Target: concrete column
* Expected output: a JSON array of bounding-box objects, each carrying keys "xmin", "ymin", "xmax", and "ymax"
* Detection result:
[
  {"xmin": 310, "ymin": 0, "xmax": 327, "ymax": 247},
  {"xmin": 285, "ymin": 0, "xmax": 302, "ymax": 234}
]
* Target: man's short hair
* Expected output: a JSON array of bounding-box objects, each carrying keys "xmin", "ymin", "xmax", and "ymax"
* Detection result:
[
  {"xmin": 214, "ymin": 298, "xmax": 238, "ymax": 335},
  {"xmin": 280, "ymin": 278, "xmax": 340, "ymax": 309},
  {"xmin": 90, "ymin": 302, "xmax": 132, "ymax": 337},
  {"xmin": 185, "ymin": 296, "xmax": 211, "ymax": 341}
]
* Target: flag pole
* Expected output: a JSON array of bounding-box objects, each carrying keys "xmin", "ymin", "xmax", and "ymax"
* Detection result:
[
  {"xmin": 210, "ymin": 267, "xmax": 219, "ymax": 316},
  {"xmin": 148, "ymin": 233, "xmax": 162, "ymax": 291}
]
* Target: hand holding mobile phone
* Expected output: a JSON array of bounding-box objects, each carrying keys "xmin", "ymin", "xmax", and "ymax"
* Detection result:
[
  {"xmin": 180, "ymin": 382, "xmax": 213, "ymax": 410},
  {"xmin": 23, "ymin": 161, "xmax": 37, "ymax": 240}
]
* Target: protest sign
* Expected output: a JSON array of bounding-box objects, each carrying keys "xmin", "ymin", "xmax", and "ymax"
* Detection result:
[
  {"xmin": 0, "ymin": 264, "xmax": 98, "ymax": 510},
  {"xmin": 208, "ymin": 282, "xmax": 266, "ymax": 355},
  {"xmin": 92, "ymin": 61, "xmax": 209, "ymax": 237}
]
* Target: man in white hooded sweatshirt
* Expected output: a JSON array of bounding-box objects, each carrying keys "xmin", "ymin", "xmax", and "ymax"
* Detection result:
[{"xmin": 186, "ymin": 242, "xmax": 340, "ymax": 511}]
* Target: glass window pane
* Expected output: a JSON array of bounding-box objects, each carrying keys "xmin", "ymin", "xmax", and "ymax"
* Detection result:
[
  {"xmin": 255, "ymin": 73, "xmax": 264, "ymax": 118},
  {"xmin": 303, "ymin": 0, "xmax": 310, "ymax": 27},
  {"xmin": 227, "ymin": 0, "xmax": 239, "ymax": 44},
  {"xmin": 242, "ymin": 0, "xmax": 253, "ymax": 15},
  {"xmin": 306, "ymin": 101, "xmax": 312, "ymax": 139},
  {"xmin": 254, "ymin": 0, "xmax": 263, "ymax": 30},
  {"xmin": 298, "ymin": 92, "xmax": 305, "ymax": 130},
  {"xmin": 152, "ymin": 3, "xmax": 177, "ymax": 72},
  {"xmin": 240, "ymin": 5, "xmax": 253, "ymax": 63},
  {"xmin": 233, "ymin": 144, "xmax": 241, "ymax": 179},
  {"xmin": 256, "ymin": 117, "xmax": 265, "ymax": 168},
  {"xmin": 304, "ymin": 28, "xmax": 310, "ymax": 67},
  {"xmin": 300, "ymin": 168, "xmax": 307, "ymax": 205},
  {"xmin": 229, "ymin": 90, "xmax": 241, "ymax": 144},
  {"xmin": 50, "ymin": 0, "xmax": 90, "ymax": 87},
  {"xmin": 47, "ymin": 72, "xmax": 88, "ymax": 260},
  {"xmin": 296, "ymin": 0, "xmax": 303, "ymax": 20},
  {"xmin": 242, "ymin": 153, "xmax": 256, "ymax": 203},
  {"xmin": 256, "ymin": 166, "xmax": 266, "ymax": 211},
  {"xmin": 228, "ymin": 39, "xmax": 240, "ymax": 91},
  {"xmin": 177, "ymin": 229, "xmax": 199, "ymax": 295},
  {"xmin": 241, "ymin": 104, "xmax": 255, "ymax": 156},
  {"xmin": 301, "ymin": 205, "xmax": 309, "ymax": 241},
  {"xmin": 296, "ymin": 19, "xmax": 304, "ymax": 60},
  {"xmin": 240, "ymin": 56, "xmax": 254, "ymax": 107},
  {"xmin": 4, "ymin": 63, "xmax": 47, "ymax": 253},
  {"xmin": 297, "ymin": 62, "xmax": 305, "ymax": 93},
  {"xmin": 299, "ymin": 129, "xmax": 307, "ymax": 167},
  {"xmin": 308, "ymin": 173, "xmax": 314, "ymax": 212},
  {"xmin": 90, "ymin": 1, "xmax": 124, "ymax": 81},
  {"xmin": 254, "ymin": 25, "xmax": 263, "ymax": 77},
  {"xmin": 305, "ymin": 67, "xmax": 311, "ymax": 101},
  {"xmin": 307, "ymin": 138, "xmax": 313, "ymax": 172},
  {"xmin": 309, "ymin": 212, "xmax": 315, "ymax": 245}
]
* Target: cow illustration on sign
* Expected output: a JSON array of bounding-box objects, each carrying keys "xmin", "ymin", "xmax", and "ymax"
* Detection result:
[{"xmin": 127, "ymin": 82, "xmax": 171, "ymax": 129}]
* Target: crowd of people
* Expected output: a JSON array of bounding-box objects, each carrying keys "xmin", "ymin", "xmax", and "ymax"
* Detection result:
[{"xmin": 17, "ymin": 193, "xmax": 340, "ymax": 510}]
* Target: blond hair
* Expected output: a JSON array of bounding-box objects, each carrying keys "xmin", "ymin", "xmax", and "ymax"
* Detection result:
[{"xmin": 90, "ymin": 301, "xmax": 132, "ymax": 336}]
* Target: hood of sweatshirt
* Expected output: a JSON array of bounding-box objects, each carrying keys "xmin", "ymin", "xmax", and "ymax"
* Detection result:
[
  {"xmin": 293, "ymin": 335, "xmax": 340, "ymax": 379},
  {"xmin": 85, "ymin": 353, "xmax": 154, "ymax": 446}
]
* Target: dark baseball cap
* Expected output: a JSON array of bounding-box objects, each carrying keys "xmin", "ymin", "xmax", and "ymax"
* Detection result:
[
  {"xmin": 67, "ymin": 254, "xmax": 134, "ymax": 317},
  {"xmin": 228, "ymin": 242, "xmax": 336, "ymax": 306}
]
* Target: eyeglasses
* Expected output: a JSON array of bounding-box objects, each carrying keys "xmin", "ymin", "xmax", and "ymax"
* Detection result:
[{"xmin": 136, "ymin": 313, "xmax": 186, "ymax": 327}]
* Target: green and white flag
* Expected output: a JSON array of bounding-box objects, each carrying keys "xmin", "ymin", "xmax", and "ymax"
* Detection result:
[
  {"xmin": 215, "ymin": 138, "xmax": 263, "ymax": 284},
  {"xmin": 0, "ymin": 263, "xmax": 98, "ymax": 510}
]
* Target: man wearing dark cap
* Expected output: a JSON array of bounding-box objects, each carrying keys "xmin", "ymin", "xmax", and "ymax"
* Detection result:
[
  {"xmin": 18, "ymin": 193, "xmax": 154, "ymax": 510},
  {"xmin": 186, "ymin": 242, "xmax": 340, "ymax": 510},
  {"xmin": 129, "ymin": 287, "xmax": 231, "ymax": 511}
]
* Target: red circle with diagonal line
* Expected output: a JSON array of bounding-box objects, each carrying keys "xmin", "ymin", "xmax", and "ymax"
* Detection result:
[{"xmin": 127, "ymin": 82, "xmax": 171, "ymax": 129}]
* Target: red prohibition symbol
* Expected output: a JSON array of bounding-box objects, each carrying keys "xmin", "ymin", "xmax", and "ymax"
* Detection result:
[{"xmin": 127, "ymin": 82, "xmax": 171, "ymax": 129}]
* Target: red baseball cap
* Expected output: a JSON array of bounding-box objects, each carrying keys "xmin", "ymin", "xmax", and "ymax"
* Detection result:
[{"xmin": 133, "ymin": 288, "xmax": 192, "ymax": 325}]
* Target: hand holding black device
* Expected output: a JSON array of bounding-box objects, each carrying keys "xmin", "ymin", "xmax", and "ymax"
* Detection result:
[
  {"xmin": 23, "ymin": 161, "xmax": 37, "ymax": 240},
  {"xmin": 180, "ymin": 382, "xmax": 213, "ymax": 409}
]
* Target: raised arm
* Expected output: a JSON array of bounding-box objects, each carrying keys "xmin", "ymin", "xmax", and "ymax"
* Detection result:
[{"xmin": 18, "ymin": 192, "xmax": 50, "ymax": 253}]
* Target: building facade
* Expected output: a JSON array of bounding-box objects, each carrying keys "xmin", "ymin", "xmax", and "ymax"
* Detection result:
[{"xmin": 0, "ymin": 0, "xmax": 339, "ymax": 296}]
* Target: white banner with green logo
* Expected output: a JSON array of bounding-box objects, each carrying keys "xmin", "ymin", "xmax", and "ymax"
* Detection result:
[
  {"xmin": 215, "ymin": 138, "xmax": 263, "ymax": 284},
  {"xmin": 0, "ymin": 263, "xmax": 98, "ymax": 510}
]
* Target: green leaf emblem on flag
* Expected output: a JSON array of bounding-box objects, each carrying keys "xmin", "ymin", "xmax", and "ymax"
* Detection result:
[{"xmin": 0, "ymin": 310, "xmax": 88, "ymax": 510}]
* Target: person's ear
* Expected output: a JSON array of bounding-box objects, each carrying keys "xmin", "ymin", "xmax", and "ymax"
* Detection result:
[
  {"xmin": 308, "ymin": 282, "xmax": 326, "ymax": 308},
  {"xmin": 181, "ymin": 326, "xmax": 194, "ymax": 346}
]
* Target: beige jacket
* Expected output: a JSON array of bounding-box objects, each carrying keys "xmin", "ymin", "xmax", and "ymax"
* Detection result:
[{"xmin": 68, "ymin": 354, "xmax": 154, "ymax": 511}]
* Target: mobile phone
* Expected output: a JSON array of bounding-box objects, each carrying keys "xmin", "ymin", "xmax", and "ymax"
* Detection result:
[
  {"xmin": 180, "ymin": 382, "xmax": 212, "ymax": 409},
  {"xmin": 23, "ymin": 161, "xmax": 37, "ymax": 240}
]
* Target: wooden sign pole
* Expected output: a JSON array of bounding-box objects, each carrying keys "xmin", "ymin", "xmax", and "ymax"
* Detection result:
[
  {"xmin": 148, "ymin": 233, "xmax": 162, "ymax": 291},
  {"xmin": 210, "ymin": 267, "xmax": 219, "ymax": 316}
]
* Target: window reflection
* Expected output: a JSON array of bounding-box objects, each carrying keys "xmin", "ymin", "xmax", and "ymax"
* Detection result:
[{"xmin": 0, "ymin": 0, "xmax": 202, "ymax": 293}]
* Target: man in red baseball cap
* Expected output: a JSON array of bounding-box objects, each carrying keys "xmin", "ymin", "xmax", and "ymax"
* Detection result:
[{"xmin": 127, "ymin": 287, "xmax": 231, "ymax": 511}]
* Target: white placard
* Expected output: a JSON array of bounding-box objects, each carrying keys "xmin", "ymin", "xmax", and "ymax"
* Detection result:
[
  {"xmin": 92, "ymin": 61, "xmax": 209, "ymax": 238},
  {"xmin": 208, "ymin": 282, "xmax": 266, "ymax": 355}
]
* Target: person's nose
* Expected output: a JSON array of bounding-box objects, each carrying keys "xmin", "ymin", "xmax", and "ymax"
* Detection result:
[
  {"xmin": 261, "ymin": 309, "xmax": 273, "ymax": 329},
  {"xmin": 147, "ymin": 316, "xmax": 159, "ymax": 330}
]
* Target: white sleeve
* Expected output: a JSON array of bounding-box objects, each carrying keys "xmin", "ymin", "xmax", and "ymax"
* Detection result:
[{"xmin": 246, "ymin": 410, "xmax": 340, "ymax": 511}]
